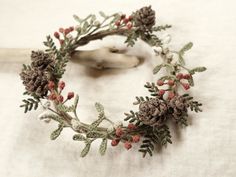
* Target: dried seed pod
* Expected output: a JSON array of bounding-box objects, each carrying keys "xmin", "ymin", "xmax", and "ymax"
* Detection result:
[
  {"xmin": 168, "ymin": 95, "xmax": 189, "ymax": 120},
  {"xmin": 138, "ymin": 97, "xmax": 168, "ymax": 126},
  {"xmin": 133, "ymin": 6, "xmax": 156, "ymax": 33},
  {"xmin": 31, "ymin": 51, "xmax": 54, "ymax": 71},
  {"xmin": 20, "ymin": 68, "xmax": 51, "ymax": 97}
]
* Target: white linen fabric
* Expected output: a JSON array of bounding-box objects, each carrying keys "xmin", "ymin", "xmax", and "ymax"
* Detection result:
[{"xmin": 0, "ymin": 0, "xmax": 236, "ymax": 177}]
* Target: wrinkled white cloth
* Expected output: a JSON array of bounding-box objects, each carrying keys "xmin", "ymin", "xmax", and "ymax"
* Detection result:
[{"xmin": 0, "ymin": 0, "xmax": 236, "ymax": 177}]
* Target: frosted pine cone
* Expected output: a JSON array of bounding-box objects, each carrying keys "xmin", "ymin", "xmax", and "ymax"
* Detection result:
[
  {"xmin": 169, "ymin": 96, "xmax": 189, "ymax": 120},
  {"xmin": 138, "ymin": 98, "xmax": 168, "ymax": 126},
  {"xmin": 31, "ymin": 51, "xmax": 54, "ymax": 71},
  {"xmin": 20, "ymin": 68, "xmax": 50, "ymax": 97},
  {"xmin": 133, "ymin": 6, "xmax": 156, "ymax": 33}
]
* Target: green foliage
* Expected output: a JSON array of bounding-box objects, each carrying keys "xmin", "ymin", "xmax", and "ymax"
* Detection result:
[
  {"xmin": 43, "ymin": 35, "xmax": 59, "ymax": 56},
  {"xmin": 124, "ymin": 110, "xmax": 142, "ymax": 126},
  {"xmin": 178, "ymin": 42, "xmax": 193, "ymax": 65},
  {"xmin": 89, "ymin": 102, "xmax": 106, "ymax": 130},
  {"xmin": 153, "ymin": 63, "xmax": 174, "ymax": 74},
  {"xmin": 50, "ymin": 124, "xmax": 64, "ymax": 140},
  {"xmin": 20, "ymin": 97, "xmax": 40, "ymax": 113},
  {"xmin": 144, "ymin": 82, "xmax": 159, "ymax": 96},
  {"xmin": 57, "ymin": 104, "xmax": 75, "ymax": 112},
  {"xmin": 189, "ymin": 67, "xmax": 207, "ymax": 74},
  {"xmin": 99, "ymin": 138, "xmax": 107, "ymax": 156},
  {"xmin": 73, "ymin": 134, "xmax": 86, "ymax": 141},
  {"xmin": 139, "ymin": 125, "xmax": 172, "ymax": 157},
  {"xmin": 152, "ymin": 24, "xmax": 172, "ymax": 32},
  {"xmin": 80, "ymin": 142, "xmax": 91, "ymax": 157}
]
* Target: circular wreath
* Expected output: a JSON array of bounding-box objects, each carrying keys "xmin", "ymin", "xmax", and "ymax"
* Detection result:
[{"xmin": 20, "ymin": 6, "xmax": 206, "ymax": 157}]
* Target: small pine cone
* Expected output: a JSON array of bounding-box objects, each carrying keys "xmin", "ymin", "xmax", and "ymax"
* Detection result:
[
  {"xmin": 20, "ymin": 68, "xmax": 50, "ymax": 97},
  {"xmin": 31, "ymin": 51, "xmax": 54, "ymax": 71},
  {"xmin": 133, "ymin": 6, "xmax": 156, "ymax": 32},
  {"xmin": 169, "ymin": 96, "xmax": 189, "ymax": 120},
  {"xmin": 138, "ymin": 98, "xmax": 168, "ymax": 126}
]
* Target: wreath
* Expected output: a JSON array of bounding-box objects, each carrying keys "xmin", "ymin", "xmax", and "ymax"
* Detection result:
[{"xmin": 20, "ymin": 6, "xmax": 206, "ymax": 157}]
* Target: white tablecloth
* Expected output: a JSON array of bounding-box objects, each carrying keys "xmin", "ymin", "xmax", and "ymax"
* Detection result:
[{"xmin": 0, "ymin": 0, "xmax": 236, "ymax": 177}]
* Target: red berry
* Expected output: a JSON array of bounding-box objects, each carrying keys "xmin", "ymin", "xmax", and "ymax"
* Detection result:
[
  {"xmin": 183, "ymin": 74, "xmax": 191, "ymax": 79},
  {"xmin": 168, "ymin": 92, "xmax": 175, "ymax": 99},
  {"xmin": 124, "ymin": 141, "xmax": 132, "ymax": 150},
  {"xmin": 58, "ymin": 81, "xmax": 65, "ymax": 90},
  {"xmin": 127, "ymin": 23, "xmax": 132, "ymax": 30},
  {"xmin": 69, "ymin": 26, "xmax": 74, "ymax": 32},
  {"xmin": 168, "ymin": 80, "xmax": 175, "ymax": 86},
  {"xmin": 120, "ymin": 14, "xmax": 126, "ymax": 19},
  {"xmin": 54, "ymin": 32, "xmax": 60, "ymax": 39},
  {"xmin": 111, "ymin": 139, "xmax": 119, "ymax": 146},
  {"xmin": 181, "ymin": 83, "xmax": 190, "ymax": 90},
  {"xmin": 48, "ymin": 93, "xmax": 57, "ymax": 100},
  {"xmin": 57, "ymin": 95, "xmax": 64, "ymax": 103},
  {"xmin": 115, "ymin": 128, "xmax": 123, "ymax": 137},
  {"xmin": 123, "ymin": 18, "xmax": 129, "ymax": 24},
  {"xmin": 48, "ymin": 81, "xmax": 55, "ymax": 90},
  {"xmin": 176, "ymin": 73, "xmax": 183, "ymax": 80},
  {"xmin": 157, "ymin": 80, "xmax": 164, "ymax": 86},
  {"xmin": 64, "ymin": 28, "xmax": 71, "ymax": 35},
  {"xmin": 159, "ymin": 89, "xmax": 165, "ymax": 96},
  {"xmin": 59, "ymin": 28, "xmax": 64, "ymax": 33},
  {"xmin": 115, "ymin": 21, "xmax": 121, "ymax": 26},
  {"xmin": 132, "ymin": 135, "xmax": 140, "ymax": 143},
  {"xmin": 67, "ymin": 92, "xmax": 74, "ymax": 99},
  {"xmin": 127, "ymin": 123, "xmax": 136, "ymax": 130},
  {"xmin": 59, "ymin": 40, "xmax": 64, "ymax": 45}
]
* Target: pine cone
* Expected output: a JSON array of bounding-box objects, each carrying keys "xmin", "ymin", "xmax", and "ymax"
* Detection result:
[
  {"xmin": 20, "ymin": 68, "xmax": 50, "ymax": 97},
  {"xmin": 133, "ymin": 6, "xmax": 156, "ymax": 32},
  {"xmin": 138, "ymin": 98, "xmax": 168, "ymax": 126},
  {"xmin": 31, "ymin": 51, "xmax": 54, "ymax": 71},
  {"xmin": 169, "ymin": 96, "xmax": 189, "ymax": 120}
]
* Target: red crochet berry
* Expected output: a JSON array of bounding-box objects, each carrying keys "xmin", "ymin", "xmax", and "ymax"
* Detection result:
[
  {"xmin": 115, "ymin": 128, "xmax": 123, "ymax": 137},
  {"xmin": 124, "ymin": 141, "xmax": 132, "ymax": 150},
  {"xmin": 64, "ymin": 28, "xmax": 71, "ymax": 35},
  {"xmin": 157, "ymin": 80, "xmax": 164, "ymax": 86},
  {"xmin": 48, "ymin": 93, "xmax": 57, "ymax": 100},
  {"xmin": 48, "ymin": 81, "xmax": 55, "ymax": 90},
  {"xmin": 181, "ymin": 83, "xmax": 190, "ymax": 90},
  {"xmin": 168, "ymin": 92, "xmax": 175, "ymax": 99},
  {"xmin": 67, "ymin": 92, "xmax": 74, "ymax": 99},
  {"xmin": 57, "ymin": 95, "xmax": 64, "ymax": 103},
  {"xmin": 127, "ymin": 23, "xmax": 132, "ymax": 30},
  {"xmin": 168, "ymin": 80, "xmax": 175, "ymax": 86},
  {"xmin": 58, "ymin": 81, "xmax": 65, "ymax": 90},
  {"xmin": 54, "ymin": 32, "xmax": 60, "ymax": 39},
  {"xmin": 123, "ymin": 18, "xmax": 129, "ymax": 24},
  {"xmin": 159, "ymin": 89, "xmax": 165, "ymax": 96},
  {"xmin": 176, "ymin": 73, "xmax": 183, "ymax": 80},
  {"xmin": 111, "ymin": 139, "xmax": 119, "ymax": 146},
  {"xmin": 132, "ymin": 135, "xmax": 140, "ymax": 143},
  {"xmin": 183, "ymin": 74, "xmax": 191, "ymax": 79},
  {"xmin": 69, "ymin": 26, "xmax": 74, "ymax": 32},
  {"xmin": 120, "ymin": 14, "xmax": 126, "ymax": 19},
  {"xmin": 127, "ymin": 123, "xmax": 136, "ymax": 130},
  {"xmin": 59, "ymin": 28, "xmax": 64, "ymax": 33},
  {"xmin": 115, "ymin": 21, "xmax": 121, "ymax": 26},
  {"xmin": 59, "ymin": 40, "xmax": 64, "ymax": 45}
]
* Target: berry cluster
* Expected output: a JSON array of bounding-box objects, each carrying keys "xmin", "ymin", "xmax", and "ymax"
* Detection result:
[
  {"xmin": 54, "ymin": 26, "xmax": 75, "ymax": 45},
  {"xmin": 111, "ymin": 123, "xmax": 140, "ymax": 150},
  {"xmin": 115, "ymin": 14, "xmax": 133, "ymax": 30},
  {"xmin": 156, "ymin": 73, "xmax": 191, "ymax": 99},
  {"xmin": 48, "ymin": 81, "xmax": 74, "ymax": 104}
]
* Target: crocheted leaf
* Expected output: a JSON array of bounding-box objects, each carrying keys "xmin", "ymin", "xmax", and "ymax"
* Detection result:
[
  {"xmin": 50, "ymin": 124, "xmax": 64, "ymax": 140},
  {"xmin": 99, "ymin": 138, "xmax": 107, "ymax": 156},
  {"xmin": 80, "ymin": 142, "xmax": 91, "ymax": 157}
]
